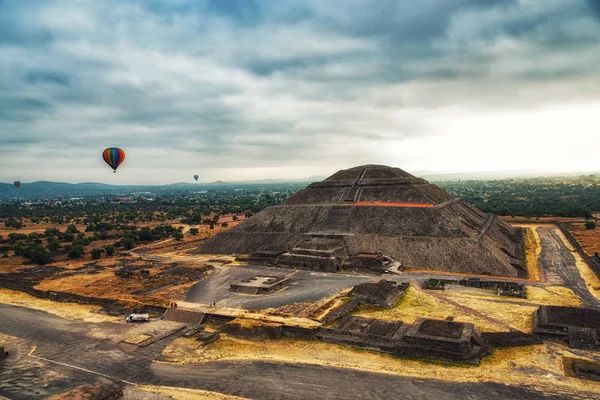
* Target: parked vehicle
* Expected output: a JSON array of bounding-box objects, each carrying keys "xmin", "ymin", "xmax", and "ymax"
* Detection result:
[{"xmin": 125, "ymin": 313, "xmax": 149, "ymax": 323}]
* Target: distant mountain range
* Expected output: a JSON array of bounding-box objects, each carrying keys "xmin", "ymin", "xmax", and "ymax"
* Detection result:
[
  {"xmin": 418, "ymin": 170, "xmax": 599, "ymax": 181},
  {"xmin": 167, "ymin": 175, "xmax": 324, "ymax": 186},
  {"xmin": 0, "ymin": 176, "xmax": 325, "ymax": 200},
  {"xmin": 4, "ymin": 171, "xmax": 596, "ymax": 200},
  {"xmin": 228, "ymin": 175, "xmax": 324, "ymax": 184}
]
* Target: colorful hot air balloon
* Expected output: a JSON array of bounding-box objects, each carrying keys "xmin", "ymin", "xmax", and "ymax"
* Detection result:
[
  {"xmin": 194, "ymin": 175, "xmax": 199, "ymax": 181},
  {"xmin": 102, "ymin": 147, "xmax": 125, "ymax": 173},
  {"xmin": 13, "ymin": 181, "xmax": 21, "ymax": 189}
]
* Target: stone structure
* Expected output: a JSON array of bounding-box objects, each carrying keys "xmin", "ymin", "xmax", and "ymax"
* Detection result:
[
  {"xmin": 163, "ymin": 308, "xmax": 206, "ymax": 324},
  {"xmin": 532, "ymin": 306, "xmax": 600, "ymax": 350},
  {"xmin": 218, "ymin": 314, "xmax": 489, "ymax": 364},
  {"xmin": 317, "ymin": 316, "xmax": 490, "ymax": 364},
  {"xmin": 229, "ymin": 276, "xmax": 290, "ymax": 295},
  {"xmin": 197, "ymin": 165, "xmax": 525, "ymax": 277},
  {"xmin": 319, "ymin": 297, "xmax": 360, "ymax": 324},
  {"xmin": 348, "ymin": 280, "xmax": 408, "ymax": 308},
  {"xmin": 564, "ymin": 358, "xmax": 600, "ymax": 382},
  {"xmin": 480, "ymin": 331, "xmax": 542, "ymax": 348},
  {"xmin": 424, "ymin": 278, "xmax": 526, "ymax": 298}
]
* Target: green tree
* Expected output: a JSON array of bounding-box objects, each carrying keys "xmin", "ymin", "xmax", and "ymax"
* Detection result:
[
  {"xmin": 68, "ymin": 244, "xmax": 85, "ymax": 259},
  {"xmin": 45, "ymin": 228, "xmax": 59, "ymax": 238},
  {"xmin": 47, "ymin": 239, "xmax": 61, "ymax": 253},
  {"xmin": 62, "ymin": 232, "xmax": 75, "ymax": 242},
  {"xmin": 172, "ymin": 231, "xmax": 184, "ymax": 240},
  {"xmin": 122, "ymin": 238, "xmax": 135, "ymax": 250},
  {"xmin": 4, "ymin": 217, "xmax": 23, "ymax": 229},
  {"xmin": 585, "ymin": 221, "xmax": 597, "ymax": 230},
  {"xmin": 138, "ymin": 227, "xmax": 153, "ymax": 241},
  {"xmin": 29, "ymin": 246, "xmax": 51, "ymax": 265},
  {"xmin": 12, "ymin": 244, "xmax": 24, "ymax": 256},
  {"xmin": 72, "ymin": 236, "xmax": 90, "ymax": 247},
  {"xmin": 91, "ymin": 248, "xmax": 104, "ymax": 260},
  {"xmin": 104, "ymin": 245, "xmax": 115, "ymax": 256},
  {"xmin": 8, "ymin": 233, "xmax": 27, "ymax": 243},
  {"xmin": 189, "ymin": 228, "xmax": 199, "ymax": 235}
]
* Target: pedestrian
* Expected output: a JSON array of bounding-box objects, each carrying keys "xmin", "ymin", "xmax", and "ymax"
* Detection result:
[{"xmin": 213, "ymin": 301, "xmax": 216, "ymax": 307}]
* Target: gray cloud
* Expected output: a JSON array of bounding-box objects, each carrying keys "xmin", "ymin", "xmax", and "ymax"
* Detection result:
[{"xmin": 1, "ymin": 0, "xmax": 599, "ymax": 183}]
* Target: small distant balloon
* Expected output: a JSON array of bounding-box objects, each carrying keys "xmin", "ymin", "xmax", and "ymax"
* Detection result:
[
  {"xmin": 13, "ymin": 181, "xmax": 21, "ymax": 189},
  {"xmin": 102, "ymin": 147, "xmax": 125, "ymax": 173},
  {"xmin": 194, "ymin": 174, "xmax": 199, "ymax": 181}
]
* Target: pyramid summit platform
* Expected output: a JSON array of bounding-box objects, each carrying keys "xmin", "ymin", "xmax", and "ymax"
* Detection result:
[{"xmin": 196, "ymin": 165, "xmax": 525, "ymax": 278}]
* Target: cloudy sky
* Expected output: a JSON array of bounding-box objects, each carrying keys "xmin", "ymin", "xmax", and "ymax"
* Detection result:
[{"xmin": 1, "ymin": 0, "xmax": 600, "ymax": 184}]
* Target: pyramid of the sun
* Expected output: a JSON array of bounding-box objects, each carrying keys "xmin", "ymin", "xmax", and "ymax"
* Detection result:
[{"xmin": 197, "ymin": 165, "xmax": 525, "ymax": 278}]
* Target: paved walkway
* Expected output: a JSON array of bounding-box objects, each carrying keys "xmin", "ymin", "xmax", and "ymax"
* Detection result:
[{"xmin": 537, "ymin": 226, "xmax": 600, "ymax": 308}]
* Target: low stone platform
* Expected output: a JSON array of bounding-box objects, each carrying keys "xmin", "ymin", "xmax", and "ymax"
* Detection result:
[
  {"xmin": 175, "ymin": 302, "xmax": 320, "ymax": 329},
  {"xmin": 480, "ymin": 331, "xmax": 543, "ymax": 348},
  {"xmin": 532, "ymin": 306, "xmax": 600, "ymax": 349},
  {"xmin": 564, "ymin": 358, "xmax": 600, "ymax": 382},
  {"xmin": 424, "ymin": 278, "xmax": 526, "ymax": 298},
  {"xmin": 229, "ymin": 276, "xmax": 291, "ymax": 295},
  {"xmin": 318, "ymin": 316, "xmax": 490, "ymax": 365},
  {"xmin": 348, "ymin": 280, "xmax": 408, "ymax": 308},
  {"xmin": 163, "ymin": 308, "xmax": 206, "ymax": 324}
]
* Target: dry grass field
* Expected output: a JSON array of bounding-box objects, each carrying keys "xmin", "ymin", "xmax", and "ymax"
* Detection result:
[
  {"xmin": 353, "ymin": 284, "xmax": 581, "ymax": 334},
  {"xmin": 525, "ymin": 286, "xmax": 582, "ymax": 307},
  {"xmin": 523, "ymin": 227, "xmax": 542, "ymax": 280},
  {"xmin": 135, "ymin": 385, "xmax": 248, "ymax": 400},
  {"xmin": 160, "ymin": 335, "xmax": 600, "ymax": 398},
  {"xmin": 355, "ymin": 286, "xmax": 512, "ymax": 332},
  {"xmin": 0, "ymin": 289, "xmax": 119, "ymax": 323},
  {"xmin": 0, "ymin": 219, "xmax": 242, "ymax": 307}
]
